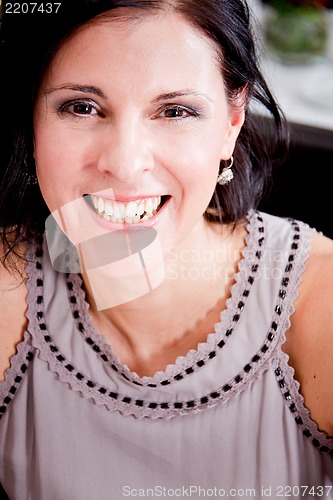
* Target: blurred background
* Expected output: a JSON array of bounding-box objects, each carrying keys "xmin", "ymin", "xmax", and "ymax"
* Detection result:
[{"xmin": 249, "ymin": 0, "xmax": 333, "ymax": 238}]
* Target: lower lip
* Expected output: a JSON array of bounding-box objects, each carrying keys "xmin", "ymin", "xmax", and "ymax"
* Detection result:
[{"xmin": 86, "ymin": 197, "xmax": 170, "ymax": 231}]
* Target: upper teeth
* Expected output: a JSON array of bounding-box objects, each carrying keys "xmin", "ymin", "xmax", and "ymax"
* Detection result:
[{"xmin": 90, "ymin": 195, "xmax": 162, "ymax": 223}]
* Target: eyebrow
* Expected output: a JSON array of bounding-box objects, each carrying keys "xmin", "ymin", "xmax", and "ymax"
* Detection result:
[
  {"xmin": 43, "ymin": 85, "xmax": 213, "ymax": 103},
  {"xmin": 152, "ymin": 90, "xmax": 214, "ymax": 103},
  {"xmin": 43, "ymin": 84, "xmax": 107, "ymax": 99}
]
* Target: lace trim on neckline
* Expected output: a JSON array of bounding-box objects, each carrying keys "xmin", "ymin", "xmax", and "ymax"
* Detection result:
[
  {"xmin": 66, "ymin": 210, "xmax": 265, "ymax": 386},
  {"xmin": 0, "ymin": 239, "xmax": 40, "ymax": 420},
  {"xmin": 0, "ymin": 331, "xmax": 34, "ymax": 421},
  {"xmin": 25, "ymin": 215, "xmax": 302, "ymax": 421},
  {"xmin": 271, "ymin": 222, "xmax": 333, "ymax": 453},
  {"xmin": 25, "ymin": 213, "xmax": 333, "ymax": 439},
  {"xmin": 6, "ymin": 214, "xmax": 331, "ymax": 454}
]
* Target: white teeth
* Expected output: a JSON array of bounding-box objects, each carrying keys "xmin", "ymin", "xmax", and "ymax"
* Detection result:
[
  {"xmin": 113, "ymin": 202, "xmax": 125, "ymax": 219},
  {"xmin": 145, "ymin": 198, "xmax": 153, "ymax": 214},
  {"xmin": 104, "ymin": 201, "xmax": 113, "ymax": 216},
  {"xmin": 137, "ymin": 203, "xmax": 145, "ymax": 216},
  {"xmin": 90, "ymin": 195, "xmax": 164, "ymax": 224},
  {"xmin": 125, "ymin": 201, "xmax": 137, "ymax": 218},
  {"xmin": 97, "ymin": 197, "xmax": 104, "ymax": 213}
]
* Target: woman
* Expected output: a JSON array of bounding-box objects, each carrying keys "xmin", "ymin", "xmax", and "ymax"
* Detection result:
[{"xmin": 0, "ymin": 0, "xmax": 332, "ymax": 498}]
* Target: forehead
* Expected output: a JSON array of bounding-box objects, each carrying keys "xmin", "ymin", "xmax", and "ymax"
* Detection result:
[{"xmin": 43, "ymin": 11, "xmax": 223, "ymax": 94}]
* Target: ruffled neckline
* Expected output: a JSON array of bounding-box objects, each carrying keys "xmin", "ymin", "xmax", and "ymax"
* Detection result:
[{"xmin": 66, "ymin": 210, "xmax": 265, "ymax": 387}]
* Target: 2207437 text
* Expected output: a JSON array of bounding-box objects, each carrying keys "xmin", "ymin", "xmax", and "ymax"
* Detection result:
[{"xmin": 4, "ymin": 3, "xmax": 61, "ymax": 14}]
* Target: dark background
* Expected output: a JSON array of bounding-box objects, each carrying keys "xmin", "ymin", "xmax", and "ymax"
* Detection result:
[{"xmin": 259, "ymin": 124, "xmax": 333, "ymax": 239}]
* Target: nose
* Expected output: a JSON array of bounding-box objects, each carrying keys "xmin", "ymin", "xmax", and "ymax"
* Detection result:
[{"xmin": 97, "ymin": 118, "xmax": 155, "ymax": 182}]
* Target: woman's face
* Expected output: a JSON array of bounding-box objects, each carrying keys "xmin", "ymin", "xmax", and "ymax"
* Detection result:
[{"xmin": 34, "ymin": 11, "xmax": 244, "ymax": 251}]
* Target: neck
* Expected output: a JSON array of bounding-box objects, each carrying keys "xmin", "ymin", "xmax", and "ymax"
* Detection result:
[{"xmin": 81, "ymin": 219, "xmax": 247, "ymax": 375}]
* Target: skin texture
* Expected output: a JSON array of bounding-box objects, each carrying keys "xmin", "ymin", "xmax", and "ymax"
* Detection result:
[{"xmin": 0, "ymin": 11, "xmax": 332, "ymax": 436}]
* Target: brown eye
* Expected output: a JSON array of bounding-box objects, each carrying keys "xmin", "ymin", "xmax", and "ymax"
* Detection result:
[
  {"xmin": 58, "ymin": 99, "xmax": 103, "ymax": 118},
  {"xmin": 158, "ymin": 104, "xmax": 199, "ymax": 121},
  {"xmin": 163, "ymin": 107, "xmax": 187, "ymax": 118},
  {"xmin": 72, "ymin": 103, "xmax": 96, "ymax": 115}
]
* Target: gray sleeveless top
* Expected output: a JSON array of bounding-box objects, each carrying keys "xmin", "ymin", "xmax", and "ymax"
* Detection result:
[{"xmin": 1, "ymin": 211, "xmax": 332, "ymax": 500}]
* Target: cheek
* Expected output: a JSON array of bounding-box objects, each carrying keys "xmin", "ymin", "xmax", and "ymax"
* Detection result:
[
  {"xmin": 34, "ymin": 120, "xmax": 94, "ymax": 201},
  {"xmin": 165, "ymin": 132, "xmax": 222, "ymax": 185},
  {"xmin": 186, "ymin": 152, "xmax": 220, "ymax": 209},
  {"xmin": 163, "ymin": 145, "xmax": 220, "ymax": 220},
  {"xmin": 36, "ymin": 124, "xmax": 81, "ymax": 167}
]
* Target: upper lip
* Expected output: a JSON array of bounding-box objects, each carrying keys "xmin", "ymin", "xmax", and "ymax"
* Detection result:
[{"xmin": 87, "ymin": 193, "xmax": 168, "ymax": 202}]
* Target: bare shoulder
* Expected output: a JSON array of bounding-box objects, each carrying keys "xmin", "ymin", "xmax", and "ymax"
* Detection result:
[
  {"xmin": 0, "ymin": 244, "xmax": 28, "ymax": 381},
  {"xmin": 283, "ymin": 230, "xmax": 333, "ymax": 435},
  {"xmin": 295, "ymin": 230, "xmax": 333, "ymax": 320}
]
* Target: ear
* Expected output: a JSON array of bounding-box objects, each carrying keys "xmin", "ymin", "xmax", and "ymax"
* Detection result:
[{"xmin": 220, "ymin": 105, "xmax": 245, "ymax": 161}]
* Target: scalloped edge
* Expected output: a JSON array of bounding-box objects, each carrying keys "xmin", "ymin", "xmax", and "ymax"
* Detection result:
[{"xmin": 67, "ymin": 210, "xmax": 263, "ymax": 386}]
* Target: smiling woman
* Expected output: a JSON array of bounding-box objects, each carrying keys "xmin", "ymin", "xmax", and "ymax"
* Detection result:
[
  {"xmin": 0, "ymin": 1, "xmax": 333, "ymax": 499},
  {"xmin": 33, "ymin": 12, "xmax": 243, "ymax": 253}
]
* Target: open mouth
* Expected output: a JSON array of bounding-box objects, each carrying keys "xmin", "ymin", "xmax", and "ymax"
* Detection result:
[{"xmin": 85, "ymin": 194, "xmax": 169, "ymax": 224}]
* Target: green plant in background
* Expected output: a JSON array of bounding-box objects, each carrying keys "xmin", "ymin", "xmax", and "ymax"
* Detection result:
[{"xmin": 264, "ymin": 0, "xmax": 329, "ymax": 63}]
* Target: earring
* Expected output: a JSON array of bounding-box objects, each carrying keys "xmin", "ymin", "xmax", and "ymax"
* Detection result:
[{"xmin": 217, "ymin": 156, "xmax": 234, "ymax": 185}]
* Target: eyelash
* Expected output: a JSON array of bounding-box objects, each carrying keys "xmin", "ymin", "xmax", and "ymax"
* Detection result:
[
  {"xmin": 156, "ymin": 104, "xmax": 201, "ymax": 121},
  {"xmin": 57, "ymin": 99, "xmax": 201, "ymax": 122},
  {"xmin": 58, "ymin": 99, "xmax": 104, "ymax": 118}
]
